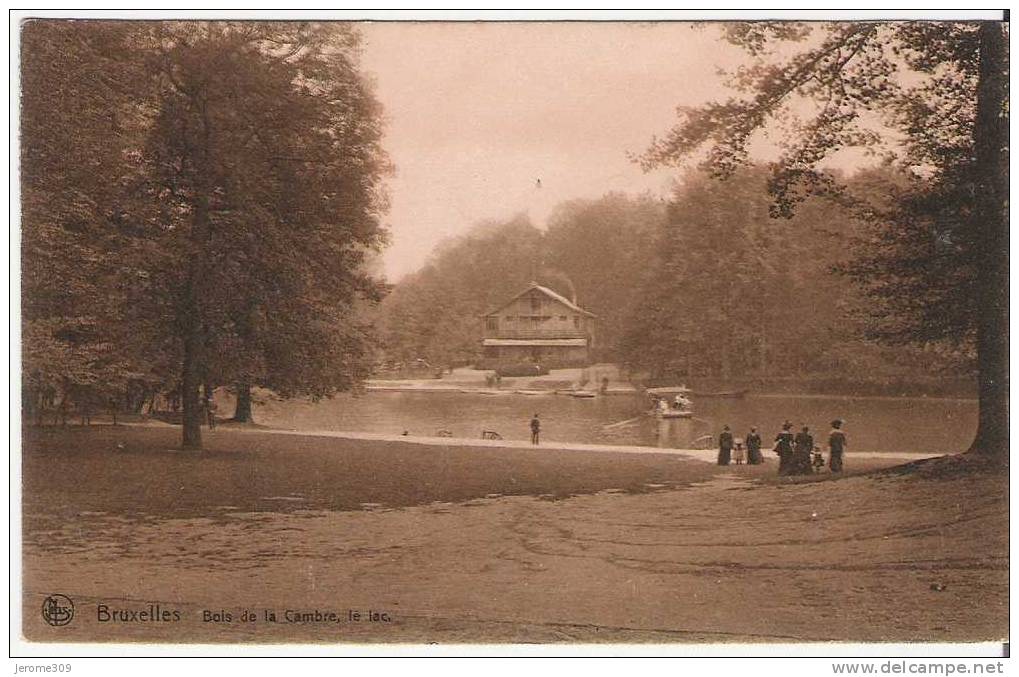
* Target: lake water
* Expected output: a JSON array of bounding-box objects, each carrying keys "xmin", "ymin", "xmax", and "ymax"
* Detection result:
[{"xmin": 254, "ymin": 391, "xmax": 978, "ymax": 455}]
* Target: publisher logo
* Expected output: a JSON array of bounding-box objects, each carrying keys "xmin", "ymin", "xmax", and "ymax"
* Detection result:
[{"xmin": 41, "ymin": 594, "xmax": 74, "ymax": 627}]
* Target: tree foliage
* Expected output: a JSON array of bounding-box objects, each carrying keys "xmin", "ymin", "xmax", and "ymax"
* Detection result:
[
  {"xmin": 21, "ymin": 21, "xmax": 390, "ymax": 447},
  {"xmin": 619, "ymin": 166, "xmax": 915, "ymax": 381},
  {"xmin": 21, "ymin": 21, "xmax": 158, "ymax": 423},
  {"xmin": 542, "ymin": 194, "xmax": 663, "ymax": 357},
  {"xmin": 378, "ymin": 216, "xmax": 544, "ymax": 369},
  {"xmin": 641, "ymin": 20, "xmax": 1007, "ymax": 454}
]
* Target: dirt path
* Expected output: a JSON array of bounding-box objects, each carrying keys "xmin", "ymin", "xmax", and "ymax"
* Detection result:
[{"xmin": 21, "ymin": 428, "xmax": 1007, "ymax": 644}]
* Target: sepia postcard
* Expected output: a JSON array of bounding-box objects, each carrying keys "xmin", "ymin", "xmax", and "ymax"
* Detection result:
[{"xmin": 12, "ymin": 10, "xmax": 1010, "ymax": 659}]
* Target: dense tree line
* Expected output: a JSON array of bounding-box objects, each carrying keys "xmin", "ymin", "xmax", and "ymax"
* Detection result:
[
  {"xmin": 379, "ymin": 173, "xmax": 973, "ymax": 388},
  {"xmin": 377, "ymin": 216, "xmax": 545, "ymax": 370},
  {"xmin": 622, "ymin": 167, "xmax": 858, "ymax": 380},
  {"xmin": 21, "ymin": 21, "xmax": 389, "ymax": 449},
  {"xmin": 641, "ymin": 21, "xmax": 1007, "ymax": 455},
  {"xmin": 376, "ymin": 195, "xmax": 664, "ymax": 369},
  {"xmin": 622, "ymin": 166, "xmax": 973, "ymax": 382}
]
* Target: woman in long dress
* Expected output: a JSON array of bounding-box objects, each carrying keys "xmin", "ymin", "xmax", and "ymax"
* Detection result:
[
  {"xmin": 717, "ymin": 425, "xmax": 734, "ymax": 465},
  {"xmin": 793, "ymin": 425, "xmax": 814, "ymax": 475},
  {"xmin": 774, "ymin": 422, "xmax": 795, "ymax": 475},
  {"xmin": 746, "ymin": 427, "xmax": 763, "ymax": 465}
]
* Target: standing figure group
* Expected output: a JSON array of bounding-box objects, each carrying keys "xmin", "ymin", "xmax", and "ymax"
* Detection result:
[
  {"xmin": 716, "ymin": 425, "xmax": 765, "ymax": 465},
  {"xmin": 718, "ymin": 419, "xmax": 847, "ymax": 475},
  {"xmin": 774, "ymin": 419, "xmax": 847, "ymax": 476}
]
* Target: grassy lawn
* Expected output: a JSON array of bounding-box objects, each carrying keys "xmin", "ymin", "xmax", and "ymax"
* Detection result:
[{"xmin": 22, "ymin": 424, "xmax": 726, "ymax": 522}]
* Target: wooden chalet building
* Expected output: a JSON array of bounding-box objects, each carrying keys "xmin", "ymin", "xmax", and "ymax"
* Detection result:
[{"xmin": 479, "ymin": 283, "xmax": 596, "ymax": 368}]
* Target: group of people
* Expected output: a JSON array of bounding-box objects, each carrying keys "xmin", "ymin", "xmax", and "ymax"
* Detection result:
[
  {"xmin": 717, "ymin": 419, "xmax": 847, "ymax": 475},
  {"xmin": 716, "ymin": 425, "xmax": 765, "ymax": 465},
  {"xmin": 655, "ymin": 393, "xmax": 692, "ymax": 413}
]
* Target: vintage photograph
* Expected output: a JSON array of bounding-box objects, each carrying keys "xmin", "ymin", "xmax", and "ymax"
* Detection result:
[{"xmin": 16, "ymin": 14, "xmax": 1008, "ymax": 649}]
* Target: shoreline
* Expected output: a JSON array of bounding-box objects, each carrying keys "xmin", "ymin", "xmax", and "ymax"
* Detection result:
[
  {"xmin": 364, "ymin": 382, "xmax": 977, "ymax": 402},
  {"xmin": 127, "ymin": 421, "xmax": 947, "ymax": 465},
  {"xmin": 36, "ymin": 415, "xmax": 959, "ymax": 463},
  {"xmin": 365, "ymin": 384, "xmax": 638, "ymax": 395}
]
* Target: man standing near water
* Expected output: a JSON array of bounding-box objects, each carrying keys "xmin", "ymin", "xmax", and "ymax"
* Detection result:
[
  {"xmin": 530, "ymin": 413, "xmax": 541, "ymax": 445},
  {"xmin": 829, "ymin": 419, "xmax": 847, "ymax": 472}
]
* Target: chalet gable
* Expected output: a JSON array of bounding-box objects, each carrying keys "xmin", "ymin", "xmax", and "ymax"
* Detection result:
[{"xmin": 483, "ymin": 283, "xmax": 596, "ymax": 319}]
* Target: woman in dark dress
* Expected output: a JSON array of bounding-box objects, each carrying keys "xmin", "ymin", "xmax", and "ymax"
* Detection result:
[
  {"xmin": 774, "ymin": 422, "xmax": 795, "ymax": 475},
  {"xmin": 745, "ymin": 426, "xmax": 763, "ymax": 465},
  {"xmin": 717, "ymin": 425, "xmax": 734, "ymax": 466},
  {"xmin": 793, "ymin": 425, "xmax": 814, "ymax": 475}
]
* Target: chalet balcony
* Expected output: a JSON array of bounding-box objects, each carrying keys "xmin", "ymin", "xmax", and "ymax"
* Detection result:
[{"xmin": 483, "ymin": 327, "xmax": 589, "ymax": 340}]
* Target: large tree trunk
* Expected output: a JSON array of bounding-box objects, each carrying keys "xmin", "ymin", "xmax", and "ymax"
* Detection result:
[
  {"xmin": 179, "ymin": 85, "xmax": 215, "ymax": 451},
  {"xmin": 968, "ymin": 22, "xmax": 1009, "ymax": 458},
  {"xmin": 180, "ymin": 178, "xmax": 208, "ymax": 449},
  {"xmin": 181, "ymin": 279, "xmax": 204, "ymax": 450},
  {"xmin": 233, "ymin": 382, "xmax": 253, "ymax": 423},
  {"xmin": 180, "ymin": 176, "xmax": 210, "ymax": 449}
]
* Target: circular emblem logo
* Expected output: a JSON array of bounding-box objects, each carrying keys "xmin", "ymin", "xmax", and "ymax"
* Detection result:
[{"xmin": 41, "ymin": 594, "xmax": 74, "ymax": 627}]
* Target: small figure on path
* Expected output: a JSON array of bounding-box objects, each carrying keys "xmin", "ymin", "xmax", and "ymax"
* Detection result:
[
  {"xmin": 811, "ymin": 446, "xmax": 825, "ymax": 472},
  {"xmin": 774, "ymin": 422, "xmax": 795, "ymax": 475},
  {"xmin": 745, "ymin": 426, "xmax": 763, "ymax": 464},
  {"xmin": 793, "ymin": 425, "xmax": 814, "ymax": 475},
  {"xmin": 530, "ymin": 413, "xmax": 541, "ymax": 445},
  {"xmin": 828, "ymin": 419, "xmax": 847, "ymax": 472},
  {"xmin": 717, "ymin": 425, "xmax": 734, "ymax": 465},
  {"xmin": 733, "ymin": 439, "xmax": 746, "ymax": 465}
]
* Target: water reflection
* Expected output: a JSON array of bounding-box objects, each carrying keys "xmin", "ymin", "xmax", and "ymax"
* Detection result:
[
  {"xmin": 255, "ymin": 391, "xmax": 977, "ymax": 454},
  {"xmin": 655, "ymin": 417, "xmax": 709, "ymax": 449}
]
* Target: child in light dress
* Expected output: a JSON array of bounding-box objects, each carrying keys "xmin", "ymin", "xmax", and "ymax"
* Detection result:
[{"xmin": 733, "ymin": 439, "xmax": 746, "ymax": 465}]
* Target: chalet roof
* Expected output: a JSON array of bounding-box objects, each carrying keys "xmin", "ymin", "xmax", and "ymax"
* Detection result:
[{"xmin": 483, "ymin": 282, "xmax": 596, "ymax": 318}]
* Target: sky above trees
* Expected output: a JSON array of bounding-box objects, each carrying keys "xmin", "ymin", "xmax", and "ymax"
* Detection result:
[{"xmin": 359, "ymin": 22, "xmax": 883, "ymax": 280}]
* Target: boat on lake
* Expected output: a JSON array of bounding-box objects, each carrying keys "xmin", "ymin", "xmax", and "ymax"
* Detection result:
[
  {"xmin": 654, "ymin": 409, "xmax": 694, "ymax": 419},
  {"xmin": 645, "ymin": 385, "xmax": 692, "ymax": 397},
  {"xmin": 647, "ymin": 386, "xmax": 694, "ymax": 418}
]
